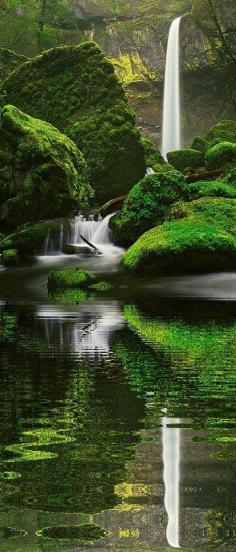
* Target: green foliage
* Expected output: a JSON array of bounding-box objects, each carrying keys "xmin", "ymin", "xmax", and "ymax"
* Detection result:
[
  {"xmin": 123, "ymin": 198, "xmax": 236, "ymax": 273},
  {"xmin": 140, "ymin": 137, "xmax": 165, "ymax": 168},
  {"xmin": 1, "ymin": 42, "xmax": 145, "ymax": 202},
  {"xmin": 1, "ymin": 219, "xmax": 70, "ymax": 257},
  {"xmin": 205, "ymin": 141, "xmax": 236, "ymax": 169},
  {"xmin": 0, "ymin": 104, "xmax": 92, "ymax": 228},
  {"xmin": 191, "ymin": 136, "xmax": 209, "ymax": 155},
  {"xmin": 110, "ymin": 169, "xmax": 186, "ymax": 245},
  {"xmin": 2, "ymin": 248, "xmax": 19, "ymax": 265},
  {"xmin": 0, "ymin": 48, "xmax": 28, "ymax": 81},
  {"xmin": 48, "ymin": 268, "xmax": 96, "ymax": 289},
  {"xmin": 186, "ymin": 179, "xmax": 236, "ymax": 200},
  {"xmin": 205, "ymin": 120, "xmax": 236, "ymax": 146},
  {"xmin": 0, "ymin": 0, "xmax": 78, "ymax": 56},
  {"xmin": 90, "ymin": 281, "xmax": 113, "ymax": 291},
  {"xmin": 167, "ymin": 148, "xmax": 204, "ymax": 172}
]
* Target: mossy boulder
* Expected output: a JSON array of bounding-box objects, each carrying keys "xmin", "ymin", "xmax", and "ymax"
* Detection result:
[
  {"xmin": 123, "ymin": 198, "xmax": 236, "ymax": 273},
  {"xmin": 205, "ymin": 142, "xmax": 236, "ymax": 170},
  {"xmin": 186, "ymin": 180, "xmax": 236, "ymax": 200},
  {"xmin": 48, "ymin": 268, "xmax": 96, "ymax": 289},
  {"xmin": 110, "ymin": 169, "xmax": 186, "ymax": 246},
  {"xmin": 205, "ymin": 120, "xmax": 236, "ymax": 146},
  {"xmin": 48, "ymin": 268, "xmax": 112, "ymax": 292},
  {"xmin": 191, "ymin": 136, "xmax": 209, "ymax": 155},
  {"xmin": 0, "ymin": 49, "xmax": 28, "ymax": 82},
  {"xmin": 2, "ymin": 248, "xmax": 19, "ymax": 266},
  {"xmin": 167, "ymin": 148, "xmax": 204, "ymax": 172},
  {"xmin": 0, "ymin": 219, "xmax": 71, "ymax": 258},
  {"xmin": 0, "ymin": 105, "xmax": 92, "ymax": 229},
  {"xmin": 1, "ymin": 42, "xmax": 145, "ymax": 202},
  {"xmin": 140, "ymin": 137, "xmax": 165, "ymax": 169}
]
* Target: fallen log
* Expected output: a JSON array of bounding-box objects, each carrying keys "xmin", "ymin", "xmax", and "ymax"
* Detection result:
[
  {"xmin": 80, "ymin": 234, "xmax": 102, "ymax": 255},
  {"xmin": 99, "ymin": 195, "xmax": 127, "ymax": 217},
  {"xmin": 185, "ymin": 168, "xmax": 223, "ymax": 183}
]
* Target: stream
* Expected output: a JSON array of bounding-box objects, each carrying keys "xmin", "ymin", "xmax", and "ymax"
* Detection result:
[{"xmin": 0, "ymin": 231, "xmax": 236, "ymax": 551}]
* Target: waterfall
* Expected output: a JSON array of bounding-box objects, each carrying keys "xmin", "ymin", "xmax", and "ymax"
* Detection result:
[
  {"xmin": 162, "ymin": 17, "xmax": 181, "ymax": 160},
  {"xmin": 162, "ymin": 415, "xmax": 181, "ymax": 548},
  {"xmin": 43, "ymin": 213, "xmax": 114, "ymax": 256}
]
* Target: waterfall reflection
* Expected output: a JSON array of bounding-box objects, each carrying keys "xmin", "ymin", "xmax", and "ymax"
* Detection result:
[
  {"xmin": 37, "ymin": 300, "xmax": 124, "ymax": 356},
  {"xmin": 162, "ymin": 415, "xmax": 181, "ymax": 548}
]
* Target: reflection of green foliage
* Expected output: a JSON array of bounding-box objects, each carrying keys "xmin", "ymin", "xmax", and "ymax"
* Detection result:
[
  {"xmin": 0, "ymin": 313, "xmax": 17, "ymax": 341},
  {"xmin": 50, "ymin": 288, "xmax": 92, "ymax": 304},
  {"xmin": 89, "ymin": 281, "xmax": 113, "ymax": 291},
  {"xmin": 115, "ymin": 304, "xmax": 236, "ymax": 427},
  {"xmin": 38, "ymin": 523, "xmax": 105, "ymax": 541}
]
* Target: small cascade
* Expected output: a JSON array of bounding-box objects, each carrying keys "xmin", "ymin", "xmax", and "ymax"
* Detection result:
[
  {"xmin": 146, "ymin": 167, "xmax": 155, "ymax": 176},
  {"xmin": 162, "ymin": 17, "xmax": 182, "ymax": 160},
  {"xmin": 43, "ymin": 213, "xmax": 115, "ymax": 256}
]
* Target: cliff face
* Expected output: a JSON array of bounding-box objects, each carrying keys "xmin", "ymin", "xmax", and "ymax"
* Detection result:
[{"xmin": 71, "ymin": 0, "xmax": 236, "ymax": 147}]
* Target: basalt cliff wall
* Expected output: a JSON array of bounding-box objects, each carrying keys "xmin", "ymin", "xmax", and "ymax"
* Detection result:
[{"xmin": 70, "ymin": 0, "xmax": 236, "ymax": 147}]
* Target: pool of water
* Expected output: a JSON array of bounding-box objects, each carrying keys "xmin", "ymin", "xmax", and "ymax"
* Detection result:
[{"xmin": 0, "ymin": 258, "xmax": 236, "ymax": 551}]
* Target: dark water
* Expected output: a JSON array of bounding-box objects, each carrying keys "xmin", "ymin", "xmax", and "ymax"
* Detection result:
[{"xmin": 0, "ymin": 259, "xmax": 236, "ymax": 551}]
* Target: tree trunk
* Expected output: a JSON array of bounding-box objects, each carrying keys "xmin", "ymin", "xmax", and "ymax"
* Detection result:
[{"xmin": 37, "ymin": 0, "xmax": 47, "ymax": 51}]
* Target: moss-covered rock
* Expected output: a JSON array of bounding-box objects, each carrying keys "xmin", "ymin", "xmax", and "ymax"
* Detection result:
[
  {"xmin": 140, "ymin": 137, "xmax": 165, "ymax": 169},
  {"xmin": 2, "ymin": 248, "xmax": 19, "ymax": 266},
  {"xmin": 205, "ymin": 120, "xmax": 236, "ymax": 146},
  {"xmin": 110, "ymin": 169, "xmax": 186, "ymax": 245},
  {"xmin": 167, "ymin": 148, "xmax": 204, "ymax": 172},
  {"xmin": 0, "ymin": 49, "xmax": 28, "ymax": 82},
  {"xmin": 186, "ymin": 180, "xmax": 236, "ymax": 200},
  {"xmin": 191, "ymin": 136, "xmax": 209, "ymax": 155},
  {"xmin": 0, "ymin": 105, "xmax": 92, "ymax": 229},
  {"xmin": 48, "ymin": 268, "xmax": 113, "ymax": 292},
  {"xmin": 1, "ymin": 42, "xmax": 146, "ymax": 202},
  {"xmin": 205, "ymin": 142, "xmax": 236, "ymax": 170},
  {"xmin": 0, "ymin": 219, "xmax": 71, "ymax": 257},
  {"xmin": 123, "ymin": 198, "xmax": 236, "ymax": 273},
  {"xmin": 48, "ymin": 268, "xmax": 96, "ymax": 289}
]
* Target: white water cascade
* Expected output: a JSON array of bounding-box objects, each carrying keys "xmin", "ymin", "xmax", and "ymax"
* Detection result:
[
  {"xmin": 162, "ymin": 17, "xmax": 181, "ymax": 160},
  {"xmin": 162, "ymin": 415, "xmax": 181, "ymax": 548},
  {"xmin": 43, "ymin": 213, "xmax": 122, "ymax": 263}
]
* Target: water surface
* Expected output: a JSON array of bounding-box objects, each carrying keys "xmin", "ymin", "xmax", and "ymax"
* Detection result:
[{"xmin": 0, "ymin": 260, "xmax": 236, "ymax": 551}]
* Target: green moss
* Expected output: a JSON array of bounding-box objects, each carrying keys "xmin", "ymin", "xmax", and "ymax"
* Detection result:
[
  {"xmin": 140, "ymin": 137, "xmax": 165, "ymax": 168},
  {"xmin": 153, "ymin": 162, "xmax": 176, "ymax": 173},
  {"xmin": 123, "ymin": 198, "xmax": 236, "ymax": 273},
  {"xmin": 89, "ymin": 281, "xmax": 113, "ymax": 291},
  {"xmin": 2, "ymin": 248, "xmax": 19, "ymax": 266},
  {"xmin": 48, "ymin": 268, "xmax": 96, "ymax": 289},
  {"xmin": 0, "ymin": 48, "xmax": 28, "ymax": 82},
  {"xmin": 1, "ymin": 219, "xmax": 71, "ymax": 257},
  {"xmin": 186, "ymin": 180, "xmax": 236, "ymax": 200},
  {"xmin": 205, "ymin": 142, "xmax": 236, "ymax": 170},
  {"xmin": 1, "ymin": 43, "xmax": 145, "ymax": 202},
  {"xmin": 110, "ymin": 169, "xmax": 186, "ymax": 245},
  {"xmin": 167, "ymin": 148, "xmax": 204, "ymax": 172},
  {"xmin": 38, "ymin": 524, "xmax": 105, "ymax": 541},
  {"xmin": 191, "ymin": 136, "xmax": 209, "ymax": 155},
  {"xmin": 0, "ymin": 105, "xmax": 92, "ymax": 228},
  {"xmin": 205, "ymin": 120, "xmax": 236, "ymax": 146},
  {"xmin": 49, "ymin": 289, "xmax": 93, "ymax": 304}
]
